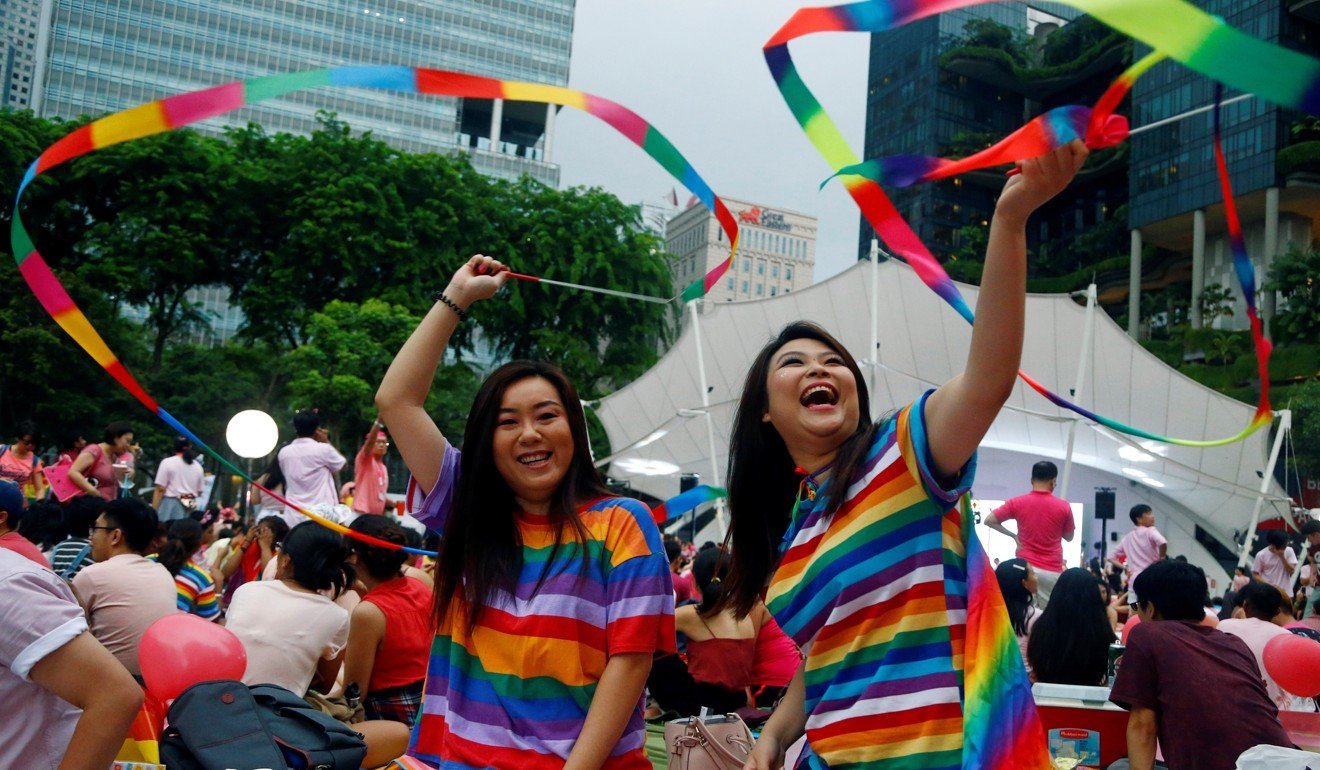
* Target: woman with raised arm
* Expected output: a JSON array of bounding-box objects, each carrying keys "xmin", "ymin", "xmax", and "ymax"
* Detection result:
[
  {"xmin": 720, "ymin": 142, "xmax": 1088, "ymax": 770},
  {"xmin": 375, "ymin": 255, "xmax": 674, "ymax": 770}
]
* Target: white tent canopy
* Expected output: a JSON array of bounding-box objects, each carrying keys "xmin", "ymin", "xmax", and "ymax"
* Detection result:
[{"xmin": 595, "ymin": 260, "xmax": 1289, "ymax": 587}]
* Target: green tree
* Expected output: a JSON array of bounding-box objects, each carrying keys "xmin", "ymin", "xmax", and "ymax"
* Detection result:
[
  {"xmin": 1198, "ymin": 282, "xmax": 1236, "ymax": 326},
  {"xmin": 282, "ymin": 299, "xmax": 479, "ymax": 446},
  {"xmin": 1288, "ymin": 379, "xmax": 1320, "ymax": 478},
  {"xmin": 465, "ymin": 180, "xmax": 675, "ymax": 398},
  {"xmin": 1266, "ymin": 245, "xmax": 1320, "ymax": 344}
]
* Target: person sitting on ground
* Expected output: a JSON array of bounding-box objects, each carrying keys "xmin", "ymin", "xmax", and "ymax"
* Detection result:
[
  {"xmin": 343, "ymin": 515, "xmax": 432, "ymax": 726},
  {"xmin": 224, "ymin": 521, "xmax": 408, "ymax": 766},
  {"xmin": 0, "ymin": 548, "xmax": 143, "ymax": 768},
  {"xmin": 149, "ymin": 518, "xmax": 219, "ymax": 620},
  {"xmin": 995, "ymin": 558, "xmax": 1039, "ymax": 674},
  {"xmin": 48, "ymin": 496, "xmax": 104, "ymax": 580},
  {"xmin": 70, "ymin": 498, "xmax": 177, "ymax": 677},
  {"xmin": 647, "ymin": 547, "xmax": 797, "ymax": 719},
  {"xmin": 1027, "ymin": 567, "xmax": 1115, "ymax": 686},
  {"xmin": 1098, "ymin": 579, "xmax": 1121, "ymax": 633},
  {"xmin": 1218, "ymin": 580, "xmax": 1298, "ymax": 710},
  {"xmin": 0, "ymin": 481, "xmax": 50, "ymax": 568},
  {"xmin": 217, "ymin": 516, "xmax": 288, "ymax": 605},
  {"xmin": 1109, "ymin": 560, "xmax": 1294, "ymax": 770}
]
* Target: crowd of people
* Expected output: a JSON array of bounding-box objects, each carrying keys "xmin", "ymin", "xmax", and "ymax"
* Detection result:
[{"xmin": 0, "ymin": 140, "xmax": 1315, "ymax": 770}]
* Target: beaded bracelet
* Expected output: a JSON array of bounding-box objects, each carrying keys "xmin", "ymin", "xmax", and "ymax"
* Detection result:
[{"xmin": 432, "ymin": 292, "xmax": 468, "ymax": 321}]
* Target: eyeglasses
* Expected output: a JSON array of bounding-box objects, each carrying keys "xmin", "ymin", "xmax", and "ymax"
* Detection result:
[{"xmin": 88, "ymin": 526, "xmax": 118, "ymax": 534}]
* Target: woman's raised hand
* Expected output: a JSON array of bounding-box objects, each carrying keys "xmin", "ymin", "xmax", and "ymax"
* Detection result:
[{"xmin": 446, "ymin": 254, "xmax": 510, "ymax": 307}]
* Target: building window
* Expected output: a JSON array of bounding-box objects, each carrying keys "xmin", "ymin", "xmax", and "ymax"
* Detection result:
[
  {"xmin": 743, "ymin": 258, "xmax": 751, "ymax": 271},
  {"xmin": 757, "ymin": 262, "xmax": 764, "ymax": 275},
  {"xmin": 771, "ymin": 287, "xmax": 777, "ymax": 296},
  {"xmin": 726, "ymin": 279, "xmax": 734, "ymax": 290},
  {"xmin": 772, "ymin": 264, "xmax": 779, "ymax": 278},
  {"xmin": 741, "ymin": 281, "xmax": 749, "ymax": 293},
  {"xmin": 756, "ymin": 284, "xmax": 764, "ymax": 296},
  {"xmin": 785, "ymin": 267, "xmax": 793, "ymax": 280}
]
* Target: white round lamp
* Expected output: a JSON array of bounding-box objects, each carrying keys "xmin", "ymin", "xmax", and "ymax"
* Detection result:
[{"xmin": 226, "ymin": 410, "xmax": 279, "ymax": 459}]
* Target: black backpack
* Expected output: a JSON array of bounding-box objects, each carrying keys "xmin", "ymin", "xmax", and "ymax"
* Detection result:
[{"xmin": 159, "ymin": 680, "xmax": 367, "ymax": 770}]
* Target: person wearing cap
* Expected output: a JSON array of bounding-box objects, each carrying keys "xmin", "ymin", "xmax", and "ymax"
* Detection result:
[{"xmin": 0, "ymin": 480, "xmax": 48, "ymax": 567}]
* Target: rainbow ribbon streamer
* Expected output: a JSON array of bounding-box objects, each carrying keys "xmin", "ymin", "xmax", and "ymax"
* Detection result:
[
  {"xmin": 649, "ymin": 484, "xmax": 727, "ymax": 525},
  {"xmin": 10, "ymin": 66, "xmax": 740, "ymax": 553},
  {"xmin": 959, "ymin": 495, "xmax": 1051, "ymax": 769},
  {"xmin": 768, "ymin": 1, "xmax": 1292, "ymax": 447},
  {"xmin": 822, "ymin": 105, "xmax": 1129, "ymax": 189}
]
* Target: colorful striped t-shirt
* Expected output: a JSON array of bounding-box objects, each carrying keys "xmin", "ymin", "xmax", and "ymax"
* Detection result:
[
  {"xmin": 409, "ymin": 446, "xmax": 675, "ymax": 769},
  {"xmin": 766, "ymin": 392, "xmax": 1042, "ymax": 769},
  {"xmin": 148, "ymin": 555, "xmax": 219, "ymax": 620}
]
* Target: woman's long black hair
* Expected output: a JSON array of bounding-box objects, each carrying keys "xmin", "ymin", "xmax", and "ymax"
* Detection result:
[
  {"xmin": 157, "ymin": 518, "xmax": 203, "ymax": 577},
  {"xmin": 995, "ymin": 558, "xmax": 1034, "ymax": 636},
  {"xmin": 1026, "ymin": 568, "xmax": 1115, "ymax": 685},
  {"xmin": 716, "ymin": 322, "xmax": 875, "ymax": 618},
  {"xmin": 434, "ymin": 361, "xmax": 611, "ymax": 631},
  {"xmin": 692, "ymin": 546, "xmax": 729, "ymax": 617}
]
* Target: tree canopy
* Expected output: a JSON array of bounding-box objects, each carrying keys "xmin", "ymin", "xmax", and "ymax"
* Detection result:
[{"xmin": 0, "ymin": 109, "xmax": 674, "ymax": 477}]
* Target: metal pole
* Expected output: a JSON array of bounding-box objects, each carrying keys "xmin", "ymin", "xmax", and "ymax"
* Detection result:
[
  {"xmin": 1126, "ymin": 93, "xmax": 1253, "ymax": 137},
  {"xmin": 1059, "ymin": 283, "xmax": 1098, "ymax": 501},
  {"xmin": 1237, "ymin": 410, "xmax": 1291, "ymax": 569},
  {"xmin": 688, "ymin": 299, "xmax": 728, "ymax": 534},
  {"xmin": 870, "ymin": 239, "xmax": 880, "ymax": 408}
]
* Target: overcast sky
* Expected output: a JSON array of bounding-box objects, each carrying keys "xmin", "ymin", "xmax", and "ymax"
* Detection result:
[{"xmin": 554, "ymin": 0, "xmax": 871, "ymax": 282}]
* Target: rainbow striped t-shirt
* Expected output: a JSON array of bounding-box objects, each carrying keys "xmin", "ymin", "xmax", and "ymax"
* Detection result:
[
  {"xmin": 409, "ymin": 447, "xmax": 675, "ymax": 770},
  {"xmin": 767, "ymin": 392, "xmax": 1044, "ymax": 769},
  {"xmin": 147, "ymin": 555, "xmax": 219, "ymax": 620}
]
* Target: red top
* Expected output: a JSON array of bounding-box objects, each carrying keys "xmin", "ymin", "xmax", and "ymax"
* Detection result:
[
  {"xmin": 363, "ymin": 575, "xmax": 433, "ymax": 690},
  {"xmin": 0, "ymin": 532, "xmax": 50, "ymax": 568},
  {"xmin": 686, "ymin": 615, "xmax": 756, "ymax": 692},
  {"xmin": 993, "ymin": 490, "xmax": 1074, "ymax": 573},
  {"xmin": 749, "ymin": 615, "xmax": 800, "ymax": 687}
]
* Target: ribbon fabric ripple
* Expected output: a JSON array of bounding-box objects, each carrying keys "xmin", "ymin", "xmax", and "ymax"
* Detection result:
[
  {"xmin": 9, "ymin": 65, "xmax": 742, "ymax": 554},
  {"xmin": 767, "ymin": 1, "xmax": 1294, "ymax": 446}
]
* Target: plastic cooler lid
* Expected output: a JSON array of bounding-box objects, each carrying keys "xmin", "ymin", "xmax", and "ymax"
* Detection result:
[{"xmin": 1031, "ymin": 682, "xmax": 1115, "ymax": 707}]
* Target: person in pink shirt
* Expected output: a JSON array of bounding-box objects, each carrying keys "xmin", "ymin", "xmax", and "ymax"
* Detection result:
[
  {"xmin": 0, "ymin": 480, "xmax": 49, "ymax": 567},
  {"xmin": 1252, "ymin": 530, "xmax": 1298, "ymax": 594},
  {"xmin": 1110, "ymin": 504, "xmax": 1168, "ymax": 598},
  {"xmin": 984, "ymin": 461, "xmax": 1074, "ymax": 608},
  {"xmin": 276, "ymin": 410, "xmax": 346, "ymax": 527},
  {"xmin": 352, "ymin": 419, "xmax": 390, "ymax": 515}
]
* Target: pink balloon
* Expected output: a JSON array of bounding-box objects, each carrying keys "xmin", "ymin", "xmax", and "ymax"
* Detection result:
[
  {"xmin": 1121, "ymin": 614, "xmax": 1140, "ymax": 645},
  {"xmin": 139, "ymin": 614, "xmax": 246, "ymax": 701},
  {"xmin": 1264, "ymin": 633, "xmax": 1320, "ymax": 697}
]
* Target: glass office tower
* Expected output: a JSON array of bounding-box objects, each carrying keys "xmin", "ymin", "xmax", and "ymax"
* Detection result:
[{"xmin": 26, "ymin": 0, "xmax": 574, "ymax": 184}]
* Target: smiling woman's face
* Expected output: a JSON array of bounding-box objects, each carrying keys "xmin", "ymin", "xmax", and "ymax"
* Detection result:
[
  {"xmin": 763, "ymin": 337, "xmax": 860, "ymax": 460},
  {"xmin": 491, "ymin": 376, "xmax": 574, "ymax": 514}
]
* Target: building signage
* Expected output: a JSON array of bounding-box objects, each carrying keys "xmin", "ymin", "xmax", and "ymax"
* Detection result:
[{"xmin": 737, "ymin": 206, "xmax": 792, "ymax": 232}]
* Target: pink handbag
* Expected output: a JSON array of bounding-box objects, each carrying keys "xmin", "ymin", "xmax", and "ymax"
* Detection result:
[
  {"xmin": 665, "ymin": 713, "xmax": 755, "ymax": 770},
  {"xmin": 42, "ymin": 457, "xmax": 84, "ymax": 503}
]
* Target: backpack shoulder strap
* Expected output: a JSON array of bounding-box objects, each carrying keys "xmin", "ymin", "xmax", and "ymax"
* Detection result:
[{"xmin": 60, "ymin": 544, "xmax": 92, "ymax": 580}]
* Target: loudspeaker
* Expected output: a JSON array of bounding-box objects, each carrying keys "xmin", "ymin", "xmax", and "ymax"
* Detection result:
[
  {"xmin": 1095, "ymin": 489, "xmax": 1116, "ymax": 521},
  {"xmin": 680, "ymin": 473, "xmax": 700, "ymax": 493}
]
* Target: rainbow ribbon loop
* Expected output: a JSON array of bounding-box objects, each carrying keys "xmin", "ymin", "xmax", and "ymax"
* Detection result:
[
  {"xmin": 768, "ymin": 1, "xmax": 1295, "ymax": 446},
  {"xmin": 11, "ymin": 66, "xmax": 741, "ymax": 553}
]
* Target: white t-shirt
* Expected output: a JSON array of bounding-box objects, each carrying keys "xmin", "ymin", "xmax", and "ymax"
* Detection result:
[
  {"xmin": 154, "ymin": 454, "xmax": 205, "ymax": 498},
  {"xmin": 225, "ymin": 580, "xmax": 349, "ymax": 696}
]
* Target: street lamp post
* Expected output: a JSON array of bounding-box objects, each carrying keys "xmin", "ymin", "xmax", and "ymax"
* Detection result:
[{"xmin": 226, "ymin": 410, "xmax": 279, "ymax": 523}]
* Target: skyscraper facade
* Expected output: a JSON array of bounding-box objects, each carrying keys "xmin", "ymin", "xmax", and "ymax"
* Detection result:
[
  {"xmin": 19, "ymin": 0, "xmax": 575, "ymax": 185},
  {"xmin": 0, "ymin": 0, "xmax": 48, "ymax": 110}
]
